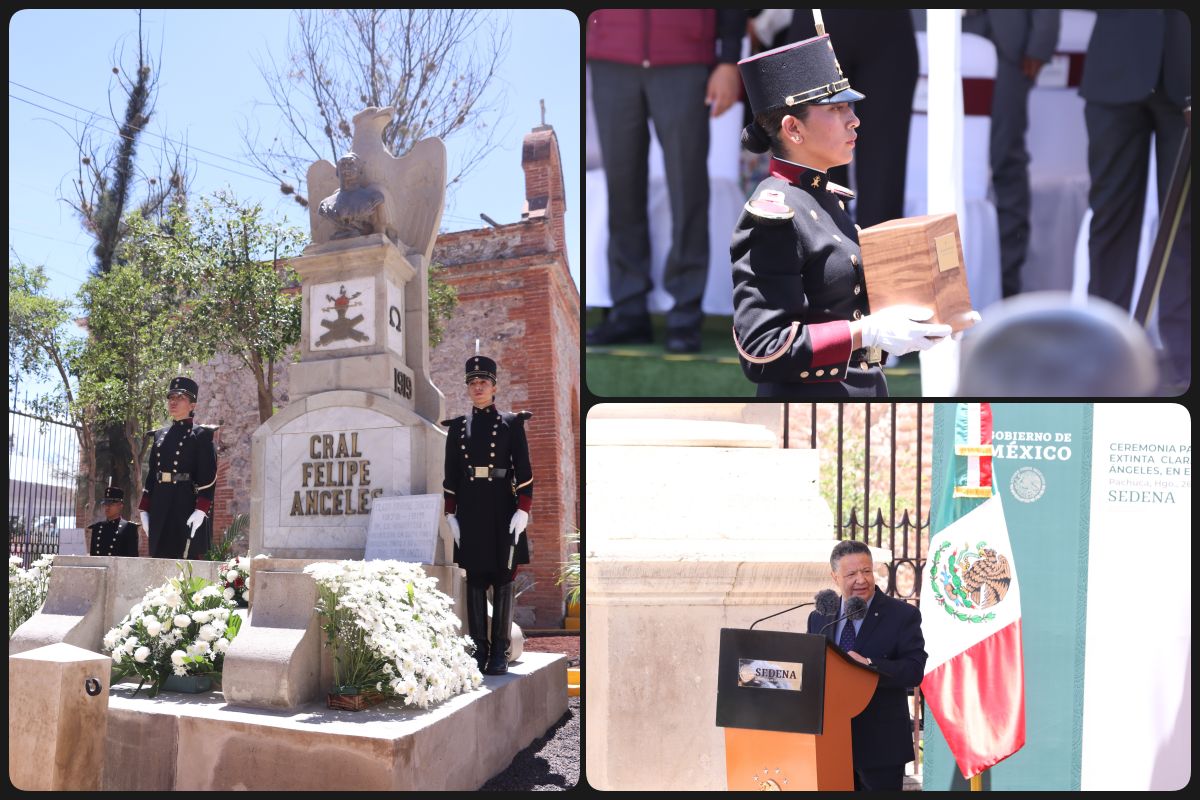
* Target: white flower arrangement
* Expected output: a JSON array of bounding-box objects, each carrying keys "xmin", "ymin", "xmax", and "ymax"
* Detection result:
[
  {"xmin": 8, "ymin": 553, "xmax": 54, "ymax": 636},
  {"xmin": 103, "ymin": 563, "xmax": 242, "ymax": 696},
  {"xmin": 216, "ymin": 555, "xmax": 254, "ymax": 605},
  {"xmin": 303, "ymin": 560, "xmax": 483, "ymax": 709}
]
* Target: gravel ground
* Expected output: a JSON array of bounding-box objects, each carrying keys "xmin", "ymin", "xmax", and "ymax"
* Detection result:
[{"xmin": 481, "ymin": 633, "xmax": 581, "ymax": 790}]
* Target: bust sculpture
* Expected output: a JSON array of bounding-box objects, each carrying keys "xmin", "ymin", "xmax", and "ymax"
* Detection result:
[{"xmin": 317, "ymin": 152, "xmax": 385, "ymax": 239}]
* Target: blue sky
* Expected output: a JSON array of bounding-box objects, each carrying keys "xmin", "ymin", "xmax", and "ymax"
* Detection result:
[{"xmin": 8, "ymin": 9, "xmax": 581, "ymax": 315}]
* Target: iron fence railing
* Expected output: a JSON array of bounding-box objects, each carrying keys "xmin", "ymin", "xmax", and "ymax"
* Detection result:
[{"xmin": 8, "ymin": 403, "xmax": 81, "ymax": 567}]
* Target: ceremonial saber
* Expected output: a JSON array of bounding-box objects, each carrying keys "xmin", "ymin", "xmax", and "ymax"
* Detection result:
[
  {"xmin": 813, "ymin": 9, "xmax": 825, "ymax": 36},
  {"xmin": 1133, "ymin": 99, "xmax": 1190, "ymax": 330}
]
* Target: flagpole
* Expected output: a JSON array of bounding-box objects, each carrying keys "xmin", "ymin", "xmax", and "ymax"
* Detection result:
[{"xmin": 970, "ymin": 770, "xmax": 984, "ymax": 791}]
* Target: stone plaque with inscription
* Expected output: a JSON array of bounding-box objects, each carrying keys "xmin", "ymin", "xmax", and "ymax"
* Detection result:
[
  {"xmin": 59, "ymin": 528, "xmax": 87, "ymax": 556},
  {"xmin": 364, "ymin": 494, "xmax": 443, "ymax": 564}
]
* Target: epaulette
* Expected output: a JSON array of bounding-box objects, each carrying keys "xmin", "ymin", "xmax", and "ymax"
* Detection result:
[
  {"xmin": 440, "ymin": 416, "xmax": 466, "ymax": 428},
  {"xmin": 826, "ymin": 180, "xmax": 856, "ymax": 199},
  {"xmin": 744, "ymin": 188, "xmax": 794, "ymax": 222}
]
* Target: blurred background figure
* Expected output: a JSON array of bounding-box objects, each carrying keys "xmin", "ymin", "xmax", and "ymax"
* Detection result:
[
  {"xmin": 962, "ymin": 9, "xmax": 1061, "ymax": 298},
  {"xmin": 957, "ymin": 292, "xmax": 1159, "ymax": 396},
  {"xmin": 585, "ymin": 9, "xmax": 747, "ymax": 354},
  {"xmin": 786, "ymin": 9, "xmax": 918, "ymax": 229},
  {"xmin": 1080, "ymin": 10, "xmax": 1190, "ymax": 392}
]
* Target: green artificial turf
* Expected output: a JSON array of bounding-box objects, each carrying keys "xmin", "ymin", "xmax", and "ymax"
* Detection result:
[{"xmin": 584, "ymin": 309, "xmax": 925, "ymax": 398}]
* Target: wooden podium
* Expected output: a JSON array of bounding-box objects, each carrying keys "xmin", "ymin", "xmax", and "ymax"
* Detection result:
[{"xmin": 716, "ymin": 628, "xmax": 878, "ymax": 791}]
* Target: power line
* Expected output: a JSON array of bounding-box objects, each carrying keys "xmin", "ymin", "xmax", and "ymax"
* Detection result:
[
  {"xmin": 9, "ymin": 93, "xmax": 281, "ymax": 188},
  {"xmin": 11, "ymin": 79, "xmax": 270, "ymax": 175}
]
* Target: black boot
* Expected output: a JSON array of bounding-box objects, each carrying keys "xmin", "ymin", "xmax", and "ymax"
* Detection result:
[
  {"xmin": 485, "ymin": 582, "xmax": 514, "ymax": 675},
  {"xmin": 467, "ymin": 583, "xmax": 490, "ymax": 672}
]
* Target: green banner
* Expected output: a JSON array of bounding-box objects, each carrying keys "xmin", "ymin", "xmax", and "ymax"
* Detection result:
[{"xmin": 924, "ymin": 404, "xmax": 1093, "ymax": 790}]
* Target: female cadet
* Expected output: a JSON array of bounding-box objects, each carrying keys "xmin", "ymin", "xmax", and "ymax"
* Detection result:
[{"xmin": 731, "ymin": 33, "xmax": 951, "ymax": 397}]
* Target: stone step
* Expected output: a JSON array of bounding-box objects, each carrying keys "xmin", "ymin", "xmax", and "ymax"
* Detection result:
[{"xmin": 103, "ymin": 651, "xmax": 567, "ymax": 790}]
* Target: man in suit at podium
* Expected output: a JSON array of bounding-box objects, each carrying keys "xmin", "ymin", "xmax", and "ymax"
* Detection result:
[{"xmin": 808, "ymin": 540, "xmax": 927, "ymax": 791}]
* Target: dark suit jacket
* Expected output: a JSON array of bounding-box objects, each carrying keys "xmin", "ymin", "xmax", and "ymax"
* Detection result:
[
  {"xmin": 1080, "ymin": 10, "xmax": 1190, "ymax": 106},
  {"xmin": 964, "ymin": 9, "xmax": 1060, "ymax": 65},
  {"xmin": 807, "ymin": 588, "xmax": 927, "ymax": 769}
]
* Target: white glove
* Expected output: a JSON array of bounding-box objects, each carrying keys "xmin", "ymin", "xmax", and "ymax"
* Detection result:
[
  {"xmin": 186, "ymin": 510, "xmax": 206, "ymax": 537},
  {"xmin": 509, "ymin": 509, "xmax": 529, "ymax": 543},
  {"xmin": 859, "ymin": 305, "xmax": 952, "ymax": 356},
  {"xmin": 952, "ymin": 310, "xmax": 983, "ymax": 342},
  {"xmin": 445, "ymin": 514, "xmax": 461, "ymax": 547},
  {"xmin": 139, "ymin": 511, "xmax": 150, "ymax": 530}
]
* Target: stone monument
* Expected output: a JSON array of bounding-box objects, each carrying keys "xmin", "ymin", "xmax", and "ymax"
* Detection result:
[
  {"xmin": 231, "ymin": 106, "xmax": 468, "ymax": 711},
  {"xmin": 249, "ymin": 106, "xmax": 452, "ymax": 563}
]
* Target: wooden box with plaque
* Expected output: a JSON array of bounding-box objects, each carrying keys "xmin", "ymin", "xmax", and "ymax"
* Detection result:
[{"xmin": 857, "ymin": 212, "xmax": 977, "ymax": 333}]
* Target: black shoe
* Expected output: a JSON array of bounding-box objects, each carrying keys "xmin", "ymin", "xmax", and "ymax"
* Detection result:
[
  {"xmin": 586, "ymin": 314, "xmax": 652, "ymax": 346},
  {"xmin": 665, "ymin": 327, "xmax": 702, "ymax": 354}
]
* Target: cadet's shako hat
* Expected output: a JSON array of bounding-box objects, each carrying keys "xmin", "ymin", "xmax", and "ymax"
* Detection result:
[
  {"xmin": 738, "ymin": 34, "xmax": 865, "ymax": 117},
  {"xmin": 465, "ymin": 356, "xmax": 498, "ymax": 384},
  {"xmin": 168, "ymin": 376, "xmax": 199, "ymax": 402},
  {"xmin": 102, "ymin": 486, "xmax": 125, "ymax": 504}
]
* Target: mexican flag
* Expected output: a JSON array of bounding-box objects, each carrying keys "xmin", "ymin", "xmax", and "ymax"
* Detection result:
[{"xmin": 922, "ymin": 404, "xmax": 1025, "ymax": 779}]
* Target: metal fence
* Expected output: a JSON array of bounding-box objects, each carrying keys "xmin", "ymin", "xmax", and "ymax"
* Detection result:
[
  {"xmin": 8, "ymin": 403, "xmax": 81, "ymax": 567},
  {"xmin": 784, "ymin": 402, "xmax": 931, "ymax": 602}
]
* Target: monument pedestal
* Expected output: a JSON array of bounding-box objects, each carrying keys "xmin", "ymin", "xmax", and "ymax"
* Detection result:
[{"xmin": 103, "ymin": 652, "xmax": 567, "ymax": 790}]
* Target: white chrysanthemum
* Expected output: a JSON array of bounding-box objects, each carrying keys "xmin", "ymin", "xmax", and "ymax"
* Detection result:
[
  {"xmin": 226, "ymin": 569, "xmax": 239, "ymax": 581},
  {"xmin": 134, "ymin": 646, "xmax": 151, "ymax": 663},
  {"xmin": 223, "ymin": 587, "xmax": 235, "ymax": 601},
  {"xmin": 103, "ymin": 629, "xmax": 119, "ymax": 650},
  {"xmin": 191, "ymin": 609, "xmax": 210, "ymax": 624},
  {"xmin": 170, "ymin": 650, "xmax": 186, "ymax": 667},
  {"xmin": 215, "ymin": 637, "xmax": 230, "ymax": 654},
  {"xmin": 197, "ymin": 624, "xmax": 218, "ymax": 642},
  {"xmin": 173, "ymin": 665, "xmax": 189, "ymax": 677},
  {"xmin": 173, "ymin": 614, "xmax": 191, "ymax": 629}
]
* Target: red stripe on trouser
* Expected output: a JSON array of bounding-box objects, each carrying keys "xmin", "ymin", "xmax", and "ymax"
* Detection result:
[{"xmin": 921, "ymin": 619, "xmax": 1026, "ymax": 779}]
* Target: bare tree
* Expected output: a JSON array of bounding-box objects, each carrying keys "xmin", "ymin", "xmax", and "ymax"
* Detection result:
[
  {"xmin": 242, "ymin": 9, "xmax": 511, "ymax": 207},
  {"xmin": 57, "ymin": 10, "xmax": 192, "ymax": 277}
]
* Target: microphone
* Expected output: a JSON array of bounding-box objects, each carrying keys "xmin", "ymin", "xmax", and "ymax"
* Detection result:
[
  {"xmin": 818, "ymin": 595, "xmax": 868, "ymax": 639},
  {"xmin": 750, "ymin": 589, "xmax": 838, "ymax": 630}
]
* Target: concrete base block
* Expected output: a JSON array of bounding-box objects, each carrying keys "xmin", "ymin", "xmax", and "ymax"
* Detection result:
[
  {"xmin": 11, "ymin": 556, "xmax": 221, "ymax": 657},
  {"xmin": 10, "ymin": 643, "xmax": 112, "ymax": 791},
  {"xmin": 222, "ymin": 569, "xmax": 321, "ymax": 710},
  {"xmin": 10, "ymin": 565, "xmax": 107, "ymax": 656},
  {"xmin": 104, "ymin": 651, "xmax": 568, "ymax": 790}
]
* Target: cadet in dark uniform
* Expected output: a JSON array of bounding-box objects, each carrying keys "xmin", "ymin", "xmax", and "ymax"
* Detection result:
[
  {"xmin": 88, "ymin": 485, "xmax": 140, "ymax": 557},
  {"xmin": 137, "ymin": 377, "xmax": 218, "ymax": 559},
  {"xmin": 441, "ymin": 356, "xmax": 533, "ymax": 675},
  {"xmin": 732, "ymin": 32, "xmax": 951, "ymax": 397}
]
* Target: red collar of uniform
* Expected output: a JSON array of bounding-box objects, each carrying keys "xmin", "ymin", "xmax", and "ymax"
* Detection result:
[{"xmin": 769, "ymin": 157, "xmax": 828, "ymax": 191}]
